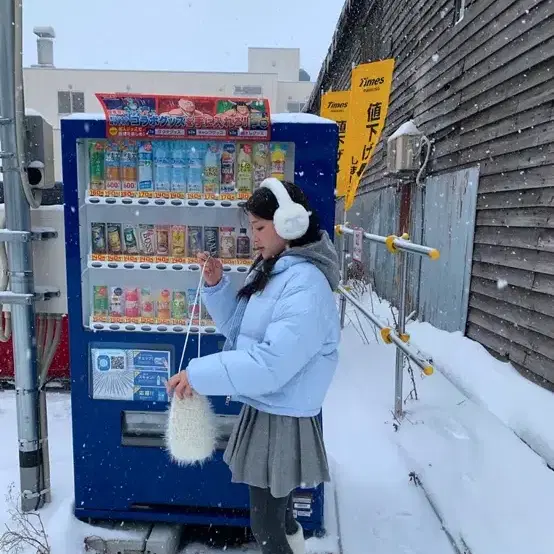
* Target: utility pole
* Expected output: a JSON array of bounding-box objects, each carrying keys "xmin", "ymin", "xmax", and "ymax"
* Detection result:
[{"xmin": 0, "ymin": 0, "xmax": 47, "ymax": 512}]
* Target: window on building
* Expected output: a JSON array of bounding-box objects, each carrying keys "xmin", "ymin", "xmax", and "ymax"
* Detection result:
[
  {"xmin": 233, "ymin": 85, "xmax": 263, "ymax": 96},
  {"xmin": 286, "ymin": 101, "xmax": 306, "ymax": 113},
  {"xmin": 58, "ymin": 91, "xmax": 85, "ymax": 114},
  {"xmin": 454, "ymin": 0, "xmax": 466, "ymax": 24}
]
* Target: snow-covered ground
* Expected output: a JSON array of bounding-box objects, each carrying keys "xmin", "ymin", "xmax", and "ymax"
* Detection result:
[{"xmin": 1, "ymin": 290, "xmax": 554, "ymax": 553}]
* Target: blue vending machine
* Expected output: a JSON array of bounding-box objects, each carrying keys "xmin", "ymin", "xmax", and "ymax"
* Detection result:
[{"xmin": 61, "ymin": 94, "xmax": 338, "ymax": 533}]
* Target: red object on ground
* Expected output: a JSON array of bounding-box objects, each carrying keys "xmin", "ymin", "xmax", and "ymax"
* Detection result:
[{"xmin": 0, "ymin": 315, "xmax": 70, "ymax": 382}]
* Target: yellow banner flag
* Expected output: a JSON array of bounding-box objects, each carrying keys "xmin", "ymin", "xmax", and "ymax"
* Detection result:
[
  {"xmin": 343, "ymin": 59, "xmax": 395, "ymax": 211},
  {"xmin": 320, "ymin": 91, "xmax": 350, "ymax": 197}
]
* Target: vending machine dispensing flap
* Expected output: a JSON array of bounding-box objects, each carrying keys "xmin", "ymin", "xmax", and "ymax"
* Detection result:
[{"xmin": 121, "ymin": 411, "xmax": 238, "ymax": 450}]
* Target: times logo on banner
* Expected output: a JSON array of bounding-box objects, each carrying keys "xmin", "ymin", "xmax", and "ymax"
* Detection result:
[{"xmin": 342, "ymin": 59, "xmax": 395, "ymax": 212}]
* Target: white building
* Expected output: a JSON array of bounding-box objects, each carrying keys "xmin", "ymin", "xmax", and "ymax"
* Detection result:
[{"xmin": 23, "ymin": 28, "xmax": 314, "ymax": 181}]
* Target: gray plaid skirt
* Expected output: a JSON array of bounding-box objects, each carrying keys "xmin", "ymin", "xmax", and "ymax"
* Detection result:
[{"xmin": 223, "ymin": 403, "xmax": 331, "ymax": 498}]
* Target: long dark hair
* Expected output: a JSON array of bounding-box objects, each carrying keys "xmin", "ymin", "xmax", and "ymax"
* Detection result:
[{"xmin": 237, "ymin": 181, "xmax": 320, "ymax": 299}]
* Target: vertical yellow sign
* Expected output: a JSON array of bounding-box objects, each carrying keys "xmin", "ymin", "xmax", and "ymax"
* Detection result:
[
  {"xmin": 343, "ymin": 59, "xmax": 395, "ymax": 211},
  {"xmin": 320, "ymin": 91, "xmax": 350, "ymax": 197}
]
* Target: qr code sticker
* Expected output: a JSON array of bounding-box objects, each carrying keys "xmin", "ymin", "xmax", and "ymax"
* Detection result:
[{"xmin": 110, "ymin": 355, "xmax": 125, "ymax": 370}]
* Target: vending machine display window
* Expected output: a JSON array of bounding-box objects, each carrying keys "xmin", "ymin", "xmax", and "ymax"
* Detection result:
[{"xmin": 75, "ymin": 137, "xmax": 295, "ymax": 333}]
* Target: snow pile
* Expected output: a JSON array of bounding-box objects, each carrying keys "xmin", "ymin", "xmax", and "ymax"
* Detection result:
[
  {"xmin": 409, "ymin": 322, "xmax": 554, "ymax": 468},
  {"xmin": 387, "ymin": 119, "xmax": 422, "ymax": 141},
  {"xmin": 1, "ymin": 289, "xmax": 554, "ymax": 553},
  {"xmin": 271, "ymin": 112, "xmax": 336, "ymax": 125},
  {"xmin": 340, "ymin": 290, "xmax": 554, "ymax": 553},
  {"xmin": 324, "ymin": 325, "xmax": 453, "ymax": 554}
]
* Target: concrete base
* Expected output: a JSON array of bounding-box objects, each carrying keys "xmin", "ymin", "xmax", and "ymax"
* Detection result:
[
  {"xmin": 82, "ymin": 481, "xmax": 340, "ymax": 554},
  {"xmin": 84, "ymin": 522, "xmax": 182, "ymax": 554},
  {"xmin": 145, "ymin": 523, "xmax": 183, "ymax": 554}
]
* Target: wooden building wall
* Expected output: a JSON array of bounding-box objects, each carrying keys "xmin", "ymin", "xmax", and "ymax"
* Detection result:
[{"xmin": 307, "ymin": 0, "xmax": 554, "ymax": 387}]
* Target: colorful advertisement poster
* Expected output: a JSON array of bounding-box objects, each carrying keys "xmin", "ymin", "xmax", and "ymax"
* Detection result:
[
  {"xmin": 91, "ymin": 347, "xmax": 170, "ymax": 402},
  {"xmin": 343, "ymin": 59, "xmax": 395, "ymax": 211},
  {"xmin": 95, "ymin": 93, "xmax": 271, "ymax": 141},
  {"xmin": 320, "ymin": 91, "xmax": 350, "ymax": 197}
]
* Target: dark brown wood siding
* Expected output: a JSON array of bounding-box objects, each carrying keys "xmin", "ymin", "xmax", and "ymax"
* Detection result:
[{"xmin": 308, "ymin": 0, "xmax": 554, "ymax": 387}]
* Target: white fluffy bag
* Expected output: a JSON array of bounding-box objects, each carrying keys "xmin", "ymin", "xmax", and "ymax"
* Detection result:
[
  {"xmin": 165, "ymin": 391, "xmax": 219, "ymax": 466},
  {"xmin": 164, "ymin": 259, "xmax": 219, "ymax": 466}
]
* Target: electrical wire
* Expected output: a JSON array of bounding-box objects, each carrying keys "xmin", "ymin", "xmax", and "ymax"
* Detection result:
[
  {"xmin": 416, "ymin": 135, "xmax": 431, "ymax": 187},
  {"xmin": 0, "ymin": 214, "xmax": 12, "ymax": 342}
]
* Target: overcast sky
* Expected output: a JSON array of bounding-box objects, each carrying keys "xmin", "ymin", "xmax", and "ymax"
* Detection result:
[{"xmin": 22, "ymin": 0, "xmax": 344, "ymax": 81}]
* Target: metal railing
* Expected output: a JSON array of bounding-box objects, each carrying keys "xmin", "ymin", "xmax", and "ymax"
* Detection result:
[{"xmin": 335, "ymin": 224, "xmax": 440, "ymax": 419}]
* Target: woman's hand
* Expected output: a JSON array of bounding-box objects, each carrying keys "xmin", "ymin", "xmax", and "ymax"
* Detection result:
[
  {"xmin": 197, "ymin": 252, "xmax": 223, "ymax": 287},
  {"xmin": 166, "ymin": 370, "xmax": 194, "ymax": 399}
]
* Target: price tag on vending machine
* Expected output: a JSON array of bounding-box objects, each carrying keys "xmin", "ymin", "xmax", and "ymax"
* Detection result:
[{"xmin": 353, "ymin": 227, "xmax": 363, "ymax": 262}]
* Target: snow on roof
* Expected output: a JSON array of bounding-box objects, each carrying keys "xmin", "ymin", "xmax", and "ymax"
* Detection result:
[
  {"xmin": 61, "ymin": 113, "xmax": 106, "ymax": 121},
  {"xmin": 387, "ymin": 120, "xmax": 422, "ymax": 141},
  {"xmin": 271, "ymin": 113, "xmax": 336, "ymax": 125},
  {"xmin": 25, "ymin": 108, "xmax": 44, "ymax": 117}
]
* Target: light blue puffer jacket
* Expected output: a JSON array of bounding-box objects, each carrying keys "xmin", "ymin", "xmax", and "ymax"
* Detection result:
[{"xmin": 187, "ymin": 231, "xmax": 341, "ymax": 417}]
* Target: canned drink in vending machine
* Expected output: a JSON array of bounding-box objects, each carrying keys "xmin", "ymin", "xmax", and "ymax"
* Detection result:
[
  {"xmin": 187, "ymin": 226, "xmax": 203, "ymax": 259},
  {"xmin": 107, "ymin": 223, "xmax": 123, "ymax": 256},
  {"xmin": 139, "ymin": 224, "xmax": 156, "ymax": 257},
  {"xmin": 122, "ymin": 224, "xmax": 139, "ymax": 255},
  {"xmin": 219, "ymin": 227, "xmax": 236, "ymax": 260},
  {"xmin": 91, "ymin": 223, "xmax": 107, "ymax": 256},
  {"xmin": 156, "ymin": 225, "xmax": 170, "ymax": 257},
  {"xmin": 204, "ymin": 226, "xmax": 219, "ymax": 257},
  {"xmin": 170, "ymin": 225, "xmax": 186, "ymax": 260}
]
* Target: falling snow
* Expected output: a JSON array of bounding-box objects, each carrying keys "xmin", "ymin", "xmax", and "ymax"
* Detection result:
[{"xmin": 497, "ymin": 279, "xmax": 509, "ymax": 290}]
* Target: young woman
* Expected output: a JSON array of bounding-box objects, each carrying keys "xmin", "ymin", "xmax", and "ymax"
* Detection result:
[{"xmin": 166, "ymin": 178, "xmax": 341, "ymax": 554}]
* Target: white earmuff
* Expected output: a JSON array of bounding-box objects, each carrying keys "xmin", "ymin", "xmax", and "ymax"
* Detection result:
[{"xmin": 260, "ymin": 178, "xmax": 311, "ymax": 240}]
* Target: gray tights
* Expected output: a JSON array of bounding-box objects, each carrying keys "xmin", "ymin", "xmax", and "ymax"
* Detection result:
[{"xmin": 249, "ymin": 486, "xmax": 299, "ymax": 554}]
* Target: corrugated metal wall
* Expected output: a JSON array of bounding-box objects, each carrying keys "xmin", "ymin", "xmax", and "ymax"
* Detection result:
[
  {"xmin": 415, "ymin": 167, "xmax": 480, "ymax": 332},
  {"xmin": 311, "ymin": 0, "xmax": 554, "ymax": 387},
  {"xmin": 338, "ymin": 185, "xmax": 401, "ymax": 305},
  {"xmin": 340, "ymin": 167, "xmax": 479, "ymax": 333}
]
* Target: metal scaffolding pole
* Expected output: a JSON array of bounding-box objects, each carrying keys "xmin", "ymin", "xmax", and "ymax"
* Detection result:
[
  {"xmin": 394, "ymin": 251, "xmax": 408, "ymax": 419},
  {"xmin": 336, "ymin": 224, "xmax": 440, "ymax": 260},
  {"xmin": 0, "ymin": 0, "xmax": 45, "ymax": 511}
]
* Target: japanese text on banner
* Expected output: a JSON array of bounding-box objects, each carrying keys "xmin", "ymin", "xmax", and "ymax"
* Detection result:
[
  {"xmin": 343, "ymin": 59, "xmax": 395, "ymax": 211},
  {"xmin": 95, "ymin": 93, "xmax": 271, "ymax": 141},
  {"xmin": 320, "ymin": 91, "xmax": 350, "ymax": 197}
]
